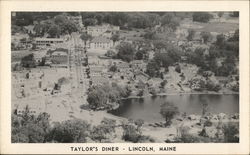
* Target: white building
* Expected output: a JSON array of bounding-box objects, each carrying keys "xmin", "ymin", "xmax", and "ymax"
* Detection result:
[
  {"xmin": 87, "ymin": 24, "xmax": 120, "ymax": 37},
  {"xmin": 34, "ymin": 38, "xmax": 64, "ymax": 48},
  {"xmin": 90, "ymin": 36, "xmax": 113, "ymax": 50}
]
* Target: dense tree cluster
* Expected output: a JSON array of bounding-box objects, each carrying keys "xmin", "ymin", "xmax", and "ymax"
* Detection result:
[
  {"xmin": 91, "ymin": 118, "xmax": 116, "ymax": 142},
  {"xmin": 160, "ymin": 13, "xmax": 180, "ymax": 32},
  {"xmin": 192, "ymin": 12, "xmax": 213, "ymax": 23},
  {"xmin": 35, "ymin": 14, "xmax": 78, "ymax": 37},
  {"xmin": 87, "ymin": 83, "xmax": 131, "ymax": 110},
  {"xmin": 12, "ymin": 108, "xmax": 120, "ymax": 143},
  {"xmin": 12, "ymin": 107, "xmax": 51, "ymax": 143},
  {"xmin": 185, "ymin": 29, "xmax": 239, "ymax": 77},
  {"xmin": 116, "ymin": 42, "xmax": 136, "ymax": 62},
  {"xmin": 122, "ymin": 119, "xmax": 154, "ymax": 143},
  {"xmin": 146, "ymin": 41, "xmax": 182, "ymax": 77},
  {"xmin": 21, "ymin": 54, "xmax": 36, "ymax": 68}
]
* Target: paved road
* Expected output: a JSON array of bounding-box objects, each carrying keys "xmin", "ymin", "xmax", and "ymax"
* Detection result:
[{"xmin": 68, "ymin": 32, "xmax": 88, "ymax": 104}]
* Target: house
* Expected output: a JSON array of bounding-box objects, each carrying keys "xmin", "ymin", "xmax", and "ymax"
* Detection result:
[
  {"xmin": 90, "ymin": 36, "xmax": 113, "ymax": 50},
  {"xmin": 51, "ymin": 50, "xmax": 68, "ymax": 65},
  {"xmin": 87, "ymin": 24, "xmax": 120, "ymax": 37},
  {"xmin": 34, "ymin": 38, "xmax": 64, "ymax": 48},
  {"xmin": 89, "ymin": 65, "xmax": 106, "ymax": 77},
  {"xmin": 130, "ymin": 60, "xmax": 147, "ymax": 72},
  {"xmin": 15, "ymin": 99, "xmax": 46, "ymax": 116},
  {"xmin": 90, "ymin": 76, "xmax": 109, "ymax": 85},
  {"xmin": 116, "ymin": 62, "xmax": 130, "ymax": 72},
  {"xmin": 19, "ymin": 38, "xmax": 32, "ymax": 49},
  {"xmin": 89, "ymin": 65, "xmax": 105, "ymax": 73},
  {"xmin": 87, "ymin": 25, "xmax": 109, "ymax": 37},
  {"xmin": 134, "ymin": 71, "xmax": 149, "ymax": 82},
  {"xmin": 136, "ymin": 79, "xmax": 146, "ymax": 89}
]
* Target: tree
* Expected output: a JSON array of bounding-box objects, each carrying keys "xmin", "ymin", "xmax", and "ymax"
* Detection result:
[
  {"xmin": 122, "ymin": 124, "xmax": 141, "ymax": 142},
  {"xmin": 143, "ymin": 30, "xmax": 156, "ymax": 40},
  {"xmin": 87, "ymin": 83, "xmax": 130, "ymax": 110},
  {"xmin": 21, "ymin": 54, "xmax": 36, "ymax": 68},
  {"xmin": 109, "ymin": 65, "xmax": 117, "ymax": 72},
  {"xmin": 175, "ymin": 64, "xmax": 181, "ymax": 73},
  {"xmin": 160, "ymin": 102, "xmax": 179, "ymax": 126},
  {"xmin": 15, "ymin": 12, "xmax": 34, "ymax": 26},
  {"xmin": 228, "ymin": 29, "xmax": 239, "ymax": 42},
  {"xmin": 146, "ymin": 60, "xmax": 160, "ymax": 77},
  {"xmin": 11, "ymin": 108, "xmax": 51, "ymax": 143},
  {"xmin": 48, "ymin": 119, "xmax": 91, "ymax": 143},
  {"xmin": 135, "ymin": 50, "xmax": 144, "ymax": 60},
  {"xmin": 161, "ymin": 13, "xmax": 180, "ymax": 32},
  {"xmin": 218, "ymin": 12, "xmax": 224, "ymax": 18},
  {"xmin": 116, "ymin": 42, "xmax": 135, "ymax": 62},
  {"xmin": 200, "ymin": 31, "xmax": 212, "ymax": 44},
  {"xmin": 82, "ymin": 18, "xmax": 97, "ymax": 27},
  {"xmin": 54, "ymin": 14, "xmax": 78, "ymax": 34},
  {"xmin": 105, "ymin": 50, "xmax": 116, "ymax": 58},
  {"xmin": 111, "ymin": 33, "xmax": 120, "ymax": 46},
  {"xmin": 80, "ymin": 33, "xmax": 92, "ymax": 47},
  {"xmin": 134, "ymin": 119, "xmax": 144, "ymax": 131},
  {"xmin": 91, "ymin": 118, "xmax": 116, "ymax": 142},
  {"xmin": 187, "ymin": 47, "xmax": 206, "ymax": 67},
  {"xmin": 216, "ymin": 34, "xmax": 225, "ymax": 48},
  {"xmin": 87, "ymin": 86, "xmax": 109, "ymax": 110},
  {"xmin": 229, "ymin": 12, "xmax": 239, "ymax": 17},
  {"xmin": 187, "ymin": 29, "xmax": 195, "ymax": 41},
  {"xmin": 160, "ymin": 80, "xmax": 167, "ymax": 89},
  {"xmin": 222, "ymin": 123, "xmax": 239, "ymax": 142},
  {"xmin": 47, "ymin": 24, "xmax": 61, "ymax": 38},
  {"xmin": 192, "ymin": 12, "xmax": 212, "ymax": 23}
]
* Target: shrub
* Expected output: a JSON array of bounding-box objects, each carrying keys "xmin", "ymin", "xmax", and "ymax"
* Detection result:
[
  {"xmin": 109, "ymin": 65, "xmax": 117, "ymax": 72},
  {"xmin": 122, "ymin": 124, "xmax": 141, "ymax": 142},
  {"xmin": 222, "ymin": 123, "xmax": 239, "ymax": 143},
  {"xmin": 48, "ymin": 119, "xmax": 91, "ymax": 143},
  {"xmin": 204, "ymin": 120, "xmax": 213, "ymax": 127},
  {"xmin": 122, "ymin": 123, "xmax": 154, "ymax": 143},
  {"xmin": 175, "ymin": 65, "xmax": 181, "ymax": 73}
]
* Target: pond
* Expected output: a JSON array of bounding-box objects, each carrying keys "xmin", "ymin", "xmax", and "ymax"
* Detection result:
[{"xmin": 109, "ymin": 94, "xmax": 239, "ymax": 123}]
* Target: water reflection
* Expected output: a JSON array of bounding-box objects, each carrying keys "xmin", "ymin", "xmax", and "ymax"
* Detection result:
[{"xmin": 109, "ymin": 94, "xmax": 239, "ymax": 123}]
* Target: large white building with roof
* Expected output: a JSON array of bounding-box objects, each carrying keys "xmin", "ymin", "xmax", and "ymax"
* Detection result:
[
  {"xmin": 34, "ymin": 38, "xmax": 64, "ymax": 48},
  {"xmin": 90, "ymin": 36, "xmax": 113, "ymax": 50}
]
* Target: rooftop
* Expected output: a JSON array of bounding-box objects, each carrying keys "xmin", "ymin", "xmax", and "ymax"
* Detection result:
[
  {"xmin": 51, "ymin": 51, "xmax": 68, "ymax": 56},
  {"xmin": 35, "ymin": 38, "xmax": 64, "ymax": 41},
  {"xmin": 91, "ymin": 36, "xmax": 111, "ymax": 43}
]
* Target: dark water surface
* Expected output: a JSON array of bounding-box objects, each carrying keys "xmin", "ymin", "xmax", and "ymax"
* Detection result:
[{"xmin": 109, "ymin": 94, "xmax": 239, "ymax": 123}]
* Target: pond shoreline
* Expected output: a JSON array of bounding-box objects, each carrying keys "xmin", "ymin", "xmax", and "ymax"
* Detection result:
[{"xmin": 122, "ymin": 91, "xmax": 239, "ymax": 100}]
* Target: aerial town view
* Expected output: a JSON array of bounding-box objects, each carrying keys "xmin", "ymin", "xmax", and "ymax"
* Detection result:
[{"xmin": 11, "ymin": 12, "xmax": 239, "ymax": 143}]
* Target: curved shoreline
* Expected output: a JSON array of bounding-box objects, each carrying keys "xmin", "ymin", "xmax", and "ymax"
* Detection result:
[{"xmin": 123, "ymin": 91, "xmax": 239, "ymax": 99}]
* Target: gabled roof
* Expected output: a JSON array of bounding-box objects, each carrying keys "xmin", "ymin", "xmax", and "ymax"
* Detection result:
[
  {"xmin": 91, "ymin": 37, "xmax": 111, "ymax": 43},
  {"xmin": 51, "ymin": 51, "xmax": 68, "ymax": 56},
  {"xmin": 34, "ymin": 38, "xmax": 64, "ymax": 42}
]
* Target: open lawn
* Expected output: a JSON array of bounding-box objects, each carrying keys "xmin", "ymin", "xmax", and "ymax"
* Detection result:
[
  {"xmin": 197, "ymin": 22, "xmax": 239, "ymax": 33},
  {"xmin": 180, "ymin": 18, "xmax": 238, "ymax": 33}
]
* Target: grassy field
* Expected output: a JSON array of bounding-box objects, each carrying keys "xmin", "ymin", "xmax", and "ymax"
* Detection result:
[
  {"xmin": 11, "ymin": 50, "xmax": 33, "ymax": 62},
  {"xmin": 180, "ymin": 18, "xmax": 239, "ymax": 33},
  {"xmin": 197, "ymin": 22, "xmax": 239, "ymax": 33}
]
